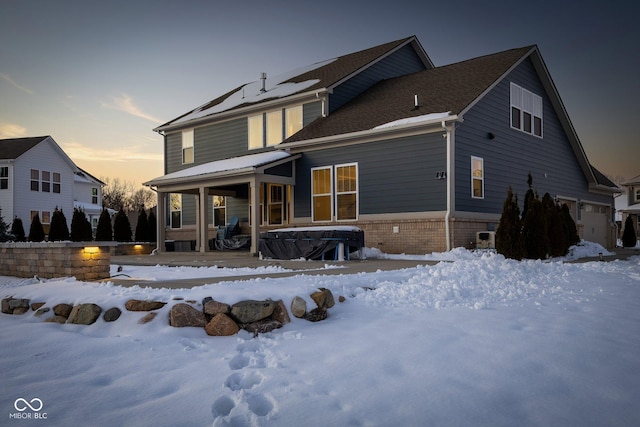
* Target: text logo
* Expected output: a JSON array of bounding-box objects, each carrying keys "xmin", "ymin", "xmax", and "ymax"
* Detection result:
[{"xmin": 10, "ymin": 398, "xmax": 46, "ymax": 420}]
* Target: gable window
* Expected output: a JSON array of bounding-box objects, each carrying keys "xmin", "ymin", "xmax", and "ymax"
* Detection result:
[
  {"xmin": 511, "ymin": 83, "xmax": 543, "ymax": 137},
  {"xmin": 312, "ymin": 167, "xmax": 333, "ymax": 222},
  {"xmin": 92, "ymin": 188, "xmax": 98, "ymax": 204},
  {"xmin": 0, "ymin": 167, "xmax": 8, "ymax": 189},
  {"xmin": 285, "ymin": 106, "xmax": 303, "ymax": 138},
  {"xmin": 248, "ymin": 105, "xmax": 303, "ymax": 149},
  {"xmin": 471, "ymin": 156, "xmax": 484, "ymax": 199},
  {"xmin": 182, "ymin": 129, "xmax": 194, "ymax": 164},
  {"xmin": 213, "ymin": 196, "xmax": 226, "ymax": 226},
  {"xmin": 30, "ymin": 169, "xmax": 39, "ymax": 191},
  {"xmin": 42, "ymin": 171, "xmax": 51, "ymax": 192},
  {"xmin": 170, "ymin": 193, "xmax": 182, "ymax": 229},
  {"xmin": 53, "ymin": 173, "xmax": 61, "ymax": 193},
  {"xmin": 268, "ymin": 184, "xmax": 284, "ymax": 225},
  {"xmin": 336, "ymin": 163, "xmax": 358, "ymax": 221}
]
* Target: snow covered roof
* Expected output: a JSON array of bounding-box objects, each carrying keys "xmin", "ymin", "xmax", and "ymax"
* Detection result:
[
  {"xmin": 622, "ymin": 203, "xmax": 640, "ymax": 213},
  {"xmin": 144, "ymin": 150, "xmax": 295, "ymax": 187}
]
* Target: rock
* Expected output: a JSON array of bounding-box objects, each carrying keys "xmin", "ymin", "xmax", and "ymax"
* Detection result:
[
  {"xmin": 205, "ymin": 313, "xmax": 240, "ymax": 336},
  {"xmin": 31, "ymin": 302, "xmax": 46, "ymax": 311},
  {"xmin": 271, "ymin": 299, "xmax": 291, "ymax": 325},
  {"xmin": 2, "ymin": 297, "xmax": 30, "ymax": 314},
  {"xmin": 125, "ymin": 299, "xmax": 167, "ymax": 311},
  {"xmin": 243, "ymin": 319, "xmax": 283, "ymax": 335},
  {"xmin": 202, "ymin": 296, "xmax": 213, "ymax": 305},
  {"xmin": 230, "ymin": 300, "xmax": 276, "ymax": 324},
  {"xmin": 45, "ymin": 315, "xmax": 68, "ymax": 324},
  {"xmin": 103, "ymin": 307, "xmax": 122, "ymax": 322},
  {"xmin": 290, "ymin": 296, "xmax": 307, "ymax": 318},
  {"xmin": 53, "ymin": 303, "xmax": 74, "ymax": 318},
  {"xmin": 35, "ymin": 307, "xmax": 51, "ymax": 317},
  {"xmin": 338, "ymin": 295, "xmax": 346, "ymax": 303},
  {"xmin": 67, "ymin": 303, "xmax": 102, "ymax": 325},
  {"xmin": 1, "ymin": 298, "xmax": 10, "ymax": 314},
  {"xmin": 310, "ymin": 288, "xmax": 335, "ymax": 310},
  {"xmin": 12, "ymin": 307, "xmax": 30, "ymax": 315},
  {"xmin": 304, "ymin": 307, "xmax": 328, "ymax": 322},
  {"xmin": 139, "ymin": 312, "xmax": 157, "ymax": 324},
  {"xmin": 204, "ymin": 300, "xmax": 231, "ymax": 317},
  {"xmin": 170, "ymin": 303, "xmax": 207, "ymax": 327}
]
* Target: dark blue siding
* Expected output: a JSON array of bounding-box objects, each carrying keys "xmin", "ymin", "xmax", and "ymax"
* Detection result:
[
  {"xmin": 455, "ymin": 57, "xmax": 611, "ymax": 214},
  {"xmin": 329, "ymin": 44, "xmax": 428, "ymax": 113},
  {"xmin": 295, "ymin": 133, "xmax": 446, "ymax": 218}
]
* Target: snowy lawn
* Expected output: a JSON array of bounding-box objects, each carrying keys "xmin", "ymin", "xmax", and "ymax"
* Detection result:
[{"xmin": 1, "ymin": 245, "xmax": 639, "ymax": 426}]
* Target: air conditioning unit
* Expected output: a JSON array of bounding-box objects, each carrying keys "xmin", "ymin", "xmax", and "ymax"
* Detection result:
[{"xmin": 476, "ymin": 231, "xmax": 496, "ymax": 249}]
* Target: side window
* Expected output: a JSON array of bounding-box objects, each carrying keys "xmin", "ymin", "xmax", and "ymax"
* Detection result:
[
  {"xmin": 182, "ymin": 129, "xmax": 194, "ymax": 164},
  {"xmin": 335, "ymin": 163, "xmax": 358, "ymax": 221},
  {"xmin": 170, "ymin": 193, "xmax": 182, "ymax": 229},
  {"xmin": 471, "ymin": 156, "xmax": 484, "ymax": 199},
  {"xmin": 0, "ymin": 167, "xmax": 8, "ymax": 189},
  {"xmin": 213, "ymin": 196, "xmax": 226, "ymax": 226},
  {"xmin": 311, "ymin": 167, "xmax": 332, "ymax": 222}
]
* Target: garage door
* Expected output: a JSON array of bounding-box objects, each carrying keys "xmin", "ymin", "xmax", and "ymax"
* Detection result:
[{"xmin": 581, "ymin": 204, "xmax": 609, "ymax": 247}]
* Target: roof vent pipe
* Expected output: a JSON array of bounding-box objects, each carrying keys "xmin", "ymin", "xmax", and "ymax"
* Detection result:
[
  {"xmin": 414, "ymin": 94, "xmax": 419, "ymax": 109},
  {"xmin": 260, "ymin": 72, "xmax": 267, "ymax": 93}
]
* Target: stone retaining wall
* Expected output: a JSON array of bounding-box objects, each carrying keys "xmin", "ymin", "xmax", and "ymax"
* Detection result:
[{"xmin": 0, "ymin": 242, "xmax": 117, "ymax": 281}]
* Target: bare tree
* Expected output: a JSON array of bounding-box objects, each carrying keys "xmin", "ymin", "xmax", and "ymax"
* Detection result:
[{"xmin": 102, "ymin": 177, "xmax": 156, "ymax": 212}]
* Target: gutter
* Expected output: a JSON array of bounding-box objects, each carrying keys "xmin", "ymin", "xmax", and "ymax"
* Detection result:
[{"xmin": 442, "ymin": 120, "xmax": 456, "ymax": 251}]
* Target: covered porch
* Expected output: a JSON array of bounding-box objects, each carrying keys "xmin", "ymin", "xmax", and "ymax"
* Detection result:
[{"xmin": 143, "ymin": 151, "xmax": 299, "ymax": 255}]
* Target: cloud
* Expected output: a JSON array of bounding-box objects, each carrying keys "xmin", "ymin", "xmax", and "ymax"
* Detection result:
[
  {"xmin": 0, "ymin": 72, "xmax": 33, "ymax": 94},
  {"xmin": 60, "ymin": 141, "xmax": 163, "ymax": 163},
  {"xmin": 0, "ymin": 123, "xmax": 28, "ymax": 138},
  {"xmin": 102, "ymin": 94, "xmax": 162, "ymax": 124}
]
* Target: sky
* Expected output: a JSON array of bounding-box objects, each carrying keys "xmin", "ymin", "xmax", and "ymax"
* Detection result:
[{"xmin": 1, "ymin": 0, "xmax": 638, "ymax": 188}]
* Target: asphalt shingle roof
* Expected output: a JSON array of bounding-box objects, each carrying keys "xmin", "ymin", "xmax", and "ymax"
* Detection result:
[{"xmin": 0, "ymin": 136, "xmax": 49, "ymax": 160}]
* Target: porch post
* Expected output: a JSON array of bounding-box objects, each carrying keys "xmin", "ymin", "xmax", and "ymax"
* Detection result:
[
  {"xmin": 250, "ymin": 178, "xmax": 260, "ymax": 255},
  {"xmin": 156, "ymin": 191, "xmax": 166, "ymax": 253},
  {"xmin": 198, "ymin": 186, "xmax": 208, "ymax": 252},
  {"xmin": 195, "ymin": 193, "xmax": 201, "ymax": 251}
]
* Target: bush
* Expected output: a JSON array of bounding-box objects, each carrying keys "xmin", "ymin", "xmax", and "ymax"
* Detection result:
[
  {"xmin": 134, "ymin": 207, "xmax": 149, "ymax": 242},
  {"xmin": 28, "ymin": 213, "xmax": 45, "ymax": 242},
  {"xmin": 0, "ymin": 206, "xmax": 14, "ymax": 242},
  {"xmin": 71, "ymin": 208, "xmax": 93, "ymax": 242},
  {"xmin": 113, "ymin": 208, "xmax": 132, "ymax": 242},
  {"xmin": 496, "ymin": 186, "xmax": 524, "ymax": 260},
  {"xmin": 522, "ymin": 193, "xmax": 549, "ymax": 259},
  {"xmin": 48, "ymin": 208, "xmax": 70, "ymax": 241},
  {"xmin": 542, "ymin": 193, "xmax": 566, "ymax": 257},
  {"xmin": 560, "ymin": 204, "xmax": 580, "ymax": 248},
  {"xmin": 10, "ymin": 217, "xmax": 26, "ymax": 242},
  {"xmin": 95, "ymin": 208, "xmax": 113, "ymax": 241},
  {"xmin": 622, "ymin": 215, "xmax": 637, "ymax": 248},
  {"xmin": 147, "ymin": 210, "xmax": 157, "ymax": 242}
]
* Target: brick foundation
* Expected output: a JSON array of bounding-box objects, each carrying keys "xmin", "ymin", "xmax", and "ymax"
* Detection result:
[{"xmin": 0, "ymin": 242, "xmax": 117, "ymax": 281}]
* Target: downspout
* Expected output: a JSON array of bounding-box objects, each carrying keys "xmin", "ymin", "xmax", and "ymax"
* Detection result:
[{"xmin": 443, "ymin": 120, "xmax": 455, "ymax": 251}]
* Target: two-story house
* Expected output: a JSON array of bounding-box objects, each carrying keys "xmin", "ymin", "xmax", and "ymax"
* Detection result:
[
  {"xmin": 145, "ymin": 36, "xmax": 618, "ymax": 255},
  {"xmin": 620, "ymin": 174, "xmax": 640, "ymax": 240},
  {"xmin": 0, "ymin": 136, "xmax": 104, "ymax": 236}
]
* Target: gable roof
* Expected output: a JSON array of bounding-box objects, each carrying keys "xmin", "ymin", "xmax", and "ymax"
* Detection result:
[
  {"xmin": 154, "ymin": 36, "xmax": 432, "ymax": 132},
  {"xmin": 621, "ymin": 174, "xmax": 640, "ymax": 186},
  {"xmin": 285, "ymin": 46, "xmax": 534, "ymax": 142},
  {"xmin": 0, "ymin": 136, "xmax": 50, "ymax": 160}
]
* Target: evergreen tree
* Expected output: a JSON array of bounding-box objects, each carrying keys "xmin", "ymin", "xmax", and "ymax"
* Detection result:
[
  {"xmin": 113, "ymin": 208, "xmax": 132, "ymax": 242},
  {"xmin": 10, "ymin": 217, "xmax": 26, "ymax": 242},
  {"xmin": 622, "ymin": 215, "xmax": 637, "ymax": 248},
  {"xmin": 71, "ymin": 208, "xmax": 93, "ymax": 241},
  {"xmin": 134, "ymin": 206, "xmax": 149, "ymax": 242},
  {"xmin": 28, "ymin": 213, "xmax": 45, "ymax": 242},
  {"xmin": 542, "ymin": 193, "xmax": 566, "ymax": 257},
  {"xmin": 0, "ymin": 205, "xmax": 12, "ymax": 242},
  {"xmin": 95, "ymin": 208, "xmax": 113, "ymax": 241},
  {"xmin": 147, "ymin": 210, "xmax": 157, "ymax": 242},
  {"xmin": 48, "ymin": 208, "xmax": 70, "ymax": 241},
  {"xmin": 522, "ymin": 172, "xmax": 535, "ymax": 221},
  {"xmin": 522, "ymin": 193, "xmax": 549, "ymax": 259},
  {"xmin": 495, "ymin": 186, "xmax": 524, "ymax": 260},
  {"xmin": 560, "ymin": 203, "xmax": 580, "ymax": 248}
]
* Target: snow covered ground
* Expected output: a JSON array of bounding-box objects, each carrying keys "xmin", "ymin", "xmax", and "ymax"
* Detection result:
[{"xmin": 1, "ymin": 243, "xmax": 639, "ymax": 426}]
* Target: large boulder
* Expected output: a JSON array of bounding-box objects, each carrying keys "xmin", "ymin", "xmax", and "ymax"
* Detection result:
[
  {"xmin": 103, "ymin": 307, "xmax": 122, "ymax": 322},
  {"xmin": 170, "ymin": 303, "xmax": 207, "ymax": 327},
  {"xmin": 53, "ymin": 303, "xmax": 74, "ymax": 318},
  {"xmin": 310, "ymin": 288, "xmax": 335, "ymax": 310},
  {"xmin": 205, "ymin": 313, "xmax": 240, "ymax": 336},
  {"xmin": 125, "ymin": 299, "xmax": 166, "ymax": 311},
  {"xmin": 230, "ymin": 300, "xmax": 276, "ymax": 324},
  {"xmin": 290, "ymin": 296, "xmax": 307, "ymax": 318},
  {"xmin": 204, "ymin": 299, "xmax": 231, "ymax": 317},
  {"xmin": 304, "ymin": 307, "xmax": 328, "ymax": 322},
  {"xmin": 271, "ymin": 300, "xmax": 291, "ymax": 325},
  {"xmin": 67, "ymin": 303, "xmax": 102, "ymax": 325},
  {"xmin": 2, "ymin": 297, "xmax": 30, "ymax": 314}
]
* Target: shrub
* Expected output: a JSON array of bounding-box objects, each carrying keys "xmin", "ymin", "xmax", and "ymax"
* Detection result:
[
  {"xmin": 147, "ymin": 210, "xmax": 157, "ymax": 242},
  {"xmin": 496, "ymin": 186, "xmax": 524, "ymax": 260},
  {"xmin": 0, "ymin": 206, "xmax": 13, "ymax": 242},
  {"xmin": 10, "ymin": 217, "xmax": 26, "ymax": 242},
  {"xmin": 134, "ymin": 207, "xmax": 148, "ymax": 242},
  {"xmin": 113, "ymin": 208, "xmax": 132, "ymax": 242},
  {"xmin": 622, "ymin": 215, "xmax": 637, "ymax": 248},
  {"xmin": 522, "ymin": 193, "xmax": 549, "ymax": 259},
  {"xmin": 560, "ymin": 204, "xmax": 580, "ymax": 248},
  {"xmin": 48, "ymin": 208, "xmax": 70, "ymax": 241},
  {"xmin": 71, "ymin": 208, "xmax": 93, "ymax": 242},
  {"xmin": 542, "ymin": 193, "xmax": 566, "ymax": 257},
  {"xmin": 28, "ymin": 213, "xmax": 45, "ymax": 242},
  {"xmin": 95, "ymin": 208, "xmax": 113, "ymax": 241}
]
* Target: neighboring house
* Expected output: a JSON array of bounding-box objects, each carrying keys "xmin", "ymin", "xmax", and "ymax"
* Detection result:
[
  {"xmin": 145, "ymin": 36, "xmax": 619, "ymax": 254},
  {"xmin": 0, "ymin": 136, "xmax": 104, "ymax": 236},
  {"xmin": 620, "ymin": 174, "xmax": 640, "ymax": 240}
]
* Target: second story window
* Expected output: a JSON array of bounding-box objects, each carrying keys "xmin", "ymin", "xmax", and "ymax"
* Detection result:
[
  {"xmin": 248, "ymin": 105, "xmax": 303, "ymax": 149},
  {"xmin": 285, "ymin": 106, "xmax": 303, "ymax": 138},
  {"xmin": 510, "ymin": 82, "xmax": 543, "ymax": 138},
  {"xmin": 53, "ymin": 173, "xmax": 61, "ymax": 193},
  {"xmin": 182, "ymin": 129, "xmax": 194, "ymax": 164},
  {"xmin": 0, "ymin": 167, "xmax": 8, "ymax": 190},
  {"xmin": 30, "ymin": 169, "xmax": 39, "ymax": 191},
  {"xmin": 92, "ymin": 188, "xmax": 98, "ymax": 204},
  {"xmin": 42, "ymin": 171, "xmax": 51, "ymax": 192}
]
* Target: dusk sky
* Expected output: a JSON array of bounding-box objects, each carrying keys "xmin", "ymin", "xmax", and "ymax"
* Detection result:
[{"xmin": 1, "ymin": 0, "xmax": 638, "ymax": 187}]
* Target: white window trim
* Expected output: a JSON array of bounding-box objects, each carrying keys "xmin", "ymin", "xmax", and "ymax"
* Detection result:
[
  {"xmin": 311, "ymin": 166, "xmax": 333, "ymax": 223},
  {"xmin": 213, "ymin": 196, "xmax": 227, "ymax": 227},
  {"xmin": 267, "ymin": 183, "xmax": 284, "ymax": 225},
  {"xmin": 170, "ymin": 193, "xmax": 182, "ymax": 229},
  {"xmin": 335, "ymin": 162, "xmax": 359, "ymax": 222},
  {"xmin": 471, "ymin": 156, "xmax": 484, "ymax": 199},
  {"xmin": 182, "ymin": 129, "xmax": 194, "ymax": 164},
  {"xmin": 510, "ymin": 82, "xmax": 543, "ymax": 138}
]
